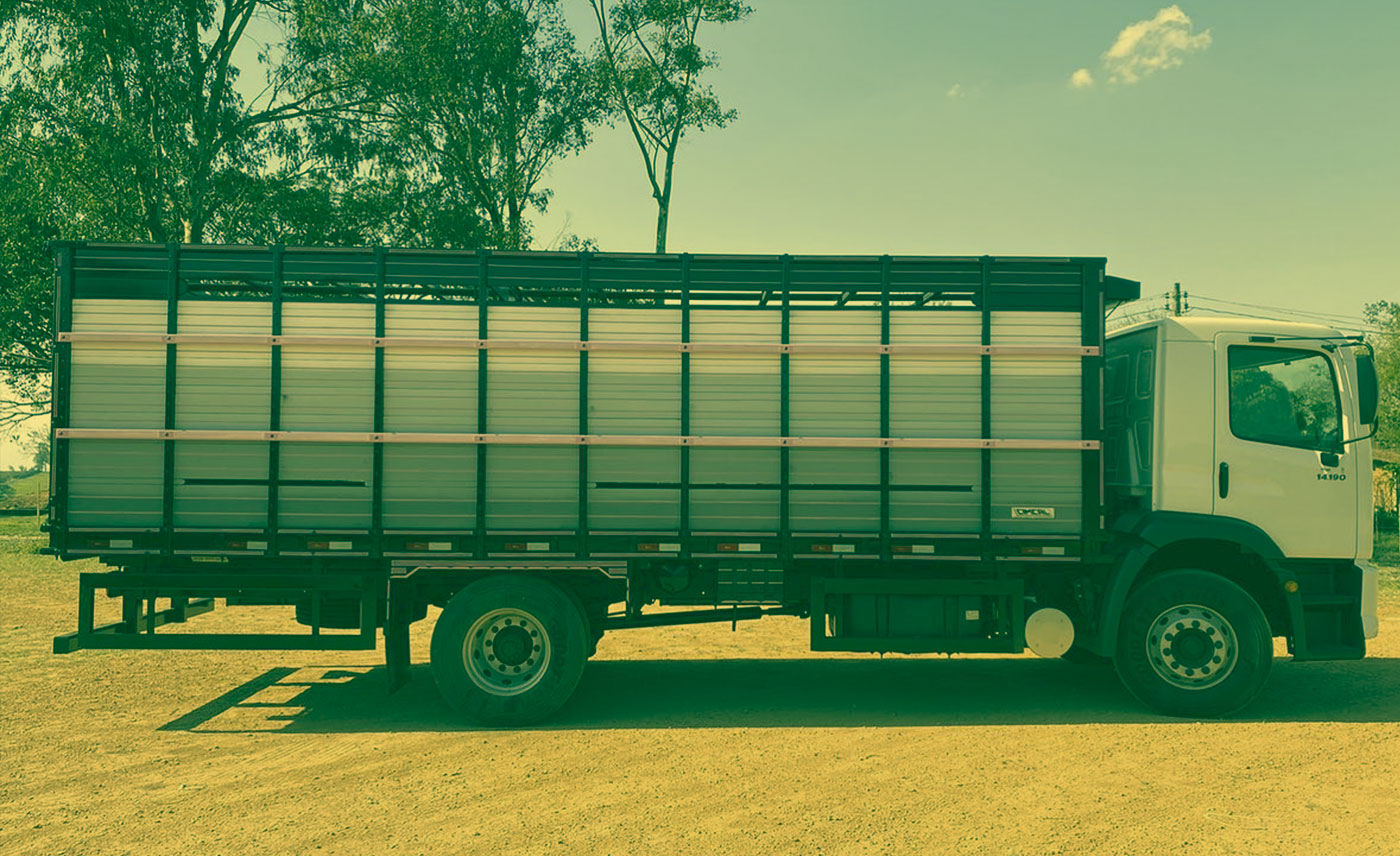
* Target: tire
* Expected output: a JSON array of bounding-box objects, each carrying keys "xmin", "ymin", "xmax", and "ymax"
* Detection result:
[
  {"xmin": 1114, "ymin": 569, "xmax": 1273, "ymax": 718},
  {"xmin": 1060, "ymin": 643, "xmax": 1112, "ymax": 666},
  {"xmin": 430, "ymin": 575, "xmax": 588, "ymax": 726}
]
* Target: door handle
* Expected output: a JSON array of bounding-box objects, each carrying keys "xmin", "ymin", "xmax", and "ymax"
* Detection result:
[{"xmin": 1218, "ymin": 461, "xmax": 1229, "ymax": 499}]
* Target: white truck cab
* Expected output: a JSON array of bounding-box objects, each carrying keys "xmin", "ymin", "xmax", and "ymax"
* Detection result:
[{"xmin": 1103, "ymin": 316, "xmax": 1380, "ymax": 674}]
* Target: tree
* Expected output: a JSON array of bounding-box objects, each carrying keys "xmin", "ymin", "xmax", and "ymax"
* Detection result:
[
  {"xmin": 24, "ymin": 427, "xmax": 50, "ymax": 472},
  {"xmin": 0, "ymin": 0, "xmax": 434, "ymax": 425},
  {"xmin": 1, "ymin": 1, "xmax": 368, "ymax": 245},
  {"xmin": 0, "ymin": 0, "xmax": 377, "ymax": 423},
  {"xmin": 0, "ymin": 0, "xmax": 606, "ymax": 428},
  {"xmin": 588, "ymin": 0, "xmax": 750, "ymax": 252},
  {"xmin": 299, "ymin": 0, "xmax": 604, "ymax": 250},
  {"xmin": 0, "ymin": 136, "xmax": 56, "ymax": 433},
  {"xmin": 1364, "ymin": 300, "xmax": 1399, "ymax": 451}
]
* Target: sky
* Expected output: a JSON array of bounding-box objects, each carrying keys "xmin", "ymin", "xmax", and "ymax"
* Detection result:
[
  {"xmin": 4, "ymin": 1, "xmax": 1398, "ymax": 470},
  {"xmin": 538, "ymin": 0, "xmax": 1397, "ymax": 329}
]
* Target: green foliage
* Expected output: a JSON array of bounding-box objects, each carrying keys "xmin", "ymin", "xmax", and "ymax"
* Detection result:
[
  {"xmin": 0, "ymin": 141, "xmax": 55, "ymax": 428},
  {"xmin": 24, "ymin": 428, "xmax": 49, "ymax": 472},
  {"xmin": 1364, "ymin": 301, "xmax": 1399, "ymax": 452},
  {"xmin": 0, "ymin": 0, "xmax": 360, "ymax": 421},
  {"xmin": 0, "ymin": 1, "xmax": 357, "ymax": 245},
  {"xmin": 588, "ymin": 0, "xmax": 750, "ymax": 252},
  {"xmin": 1377, "ymin": 529, "xmax": 1399, "ymax": 569},
  {"xmin": 0, "ymin": 0, "xmax": 607, "ymax": 423},
  {"xmin": 294, "ymin": 0, "xmax": 604, "ymax": 250}
]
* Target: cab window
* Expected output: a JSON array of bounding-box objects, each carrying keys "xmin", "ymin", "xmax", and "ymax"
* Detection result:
[{"xmin": 1228, "ymin": 346, "xmax": 1341, "ymax": 451}]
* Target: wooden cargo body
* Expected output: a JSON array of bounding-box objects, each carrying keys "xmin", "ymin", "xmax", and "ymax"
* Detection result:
[{"xmin": 48, "ymin": 244, "xmax": 1137, "ymax": 565}]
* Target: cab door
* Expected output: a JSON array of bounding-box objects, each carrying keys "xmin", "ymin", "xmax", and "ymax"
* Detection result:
[{"xmin": 1212, "ymin": 336, "xmax": 1356, "ymax": 558}]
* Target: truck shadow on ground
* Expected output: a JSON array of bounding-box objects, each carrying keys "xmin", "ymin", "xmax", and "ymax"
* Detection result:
[{"xmin": 161, "ymin": 656, "xmax": 1400, "ymax": 733}]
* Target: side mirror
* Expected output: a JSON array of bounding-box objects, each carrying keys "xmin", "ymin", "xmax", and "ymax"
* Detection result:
[{"xmin": 1357, "ymin": 349, "xmax": 1379, "ymax": 427}]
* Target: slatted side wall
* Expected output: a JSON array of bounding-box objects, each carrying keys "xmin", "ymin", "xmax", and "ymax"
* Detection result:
[
  {"xmin": 174, "ymin": 300, "xmax": 272, "ymax": 528},
  {"xmin": 689, "ymin": 309, "xmax": 781, "ymax": 530},
  {"xmin": 382, "ymin": 303, "xmax": 479, "ymax": 529},
  {"xmin": 67, "ymin": 299, "xmax": 165, "ymax": 526},
  {"xmin": 51, "ymin": 245, "xmax": 1114, "ymax": 559}
]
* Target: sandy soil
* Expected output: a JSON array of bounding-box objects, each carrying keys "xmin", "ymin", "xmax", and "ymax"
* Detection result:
[{"xmin": 2, "ymin": 523, "xmax": 1397, "ymax": 856}]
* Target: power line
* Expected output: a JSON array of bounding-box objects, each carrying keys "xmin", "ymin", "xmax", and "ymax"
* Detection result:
[
  {"xmin": 1108, "ymin": 285, "xmax": 1389, "ymax": 334},
  {"xmin": 1191, "ymin": 294, "xmax": 1380, "ymax": 327},
  {"xmin": 1189, "ymin": 306, "xmax": 1384, "ymax": 333},
  {"xmin": 1191, "ymin": 296, "xmax": 1363, "ymax": 321},
  {"xmin": 1190, "ymin": 297, "xmax": 1384, "ymax": 331}
]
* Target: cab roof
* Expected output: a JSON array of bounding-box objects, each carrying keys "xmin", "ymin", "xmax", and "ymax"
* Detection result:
[{"xmin": 1110, "ymin": 315, "xmax": 1349, "ymax": 343}]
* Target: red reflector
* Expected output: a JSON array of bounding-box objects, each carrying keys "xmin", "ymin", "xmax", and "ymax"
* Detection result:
[
  {"xmin": 1020, "ymin": 546, "xmax": 1043, "ymax": 556},
  {"xmin": 504, "ymin": 542, "xmax": 526, "ymax": 551},
  {"xmin": 406, "ymin": 541, "xmax": 428, "ymax": 550},
  {"xmin": 892, "ymin": 544, "xmax": 912, "ymax": 554},
  {"xmin": 716, "ymin": 543, "xmax": 738, "ymax": 552},
  {"xmin": 811, "ymin": 544, "xmax": 833, "ymax": 553},
  {"xmin": 308, "ymin": 541, "xmax": 329, "ymax": 550},
  {"xmin": 637, "ymin": 543, "xmax": 659, "ymax": 552}
]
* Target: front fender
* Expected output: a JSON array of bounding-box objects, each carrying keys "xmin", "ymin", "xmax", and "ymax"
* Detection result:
[{"xmin": 1085, "ymin": 512, "xmax": 1292, "ymax": 657}]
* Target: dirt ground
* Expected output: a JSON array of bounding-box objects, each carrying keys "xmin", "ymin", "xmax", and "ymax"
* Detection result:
[{"xmin": 3, "ymin": 518, "xmax": 1398, "ymax": 856}]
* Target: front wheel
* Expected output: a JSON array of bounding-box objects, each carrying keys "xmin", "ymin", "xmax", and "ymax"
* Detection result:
[
  {"xmin": 1115, "ymin": 570, "xmax": 1273, "ymax": 718},
  {"xmin": 430, "ymin": 575, "xmax": 589, "ymax": 726}
]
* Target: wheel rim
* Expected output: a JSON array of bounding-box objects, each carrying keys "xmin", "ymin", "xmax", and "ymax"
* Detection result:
[
  {"xmin": 1145, "ymin": 603, "xmax": 1238, "ymax": 691},
  {"xmin": 463, "ymin": 608, "xmax": 552, "ymax": 696}
]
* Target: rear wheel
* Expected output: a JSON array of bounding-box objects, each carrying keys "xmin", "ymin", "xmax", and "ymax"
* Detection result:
[
  {"xmin": 430, "ymin": 575, "xmax": 588, "ymax": 726},
  {"xmin": 1115, "ymin": 569, "xmax": 1273, "ymax": 718}
]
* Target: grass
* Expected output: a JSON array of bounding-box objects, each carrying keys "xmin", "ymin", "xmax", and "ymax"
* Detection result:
[
  {"xmin": 0, "ymin": 516, "xmax": 56, "ymax": 587},
  {"xmin": 1375, "ymin": 527, "xmax": 1399, "ymax": 562},
  {"xmin": 1376, "ymin": 528, "xmax": 1400, "ymax": 595},
  {"xmin": 0, "ymin": 471, "xmax": 47, "ymax": 510},
  {"xmin": 0, "ymin": 514, "xmax": 45, "ymax": 538}
]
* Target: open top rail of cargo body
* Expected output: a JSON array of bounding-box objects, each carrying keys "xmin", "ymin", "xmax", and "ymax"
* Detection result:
[{"xmin": 47, "ymin": 243, "xmax": 1136, "ymax": 570}]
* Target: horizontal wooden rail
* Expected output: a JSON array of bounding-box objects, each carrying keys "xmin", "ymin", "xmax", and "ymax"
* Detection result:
[
  {"xmin": 58, "ymin": 331, "xmax": 1098, "ymax": 358},
  {"xmin": 55, "ymin": 427, "xmax": 1098, "ymax": 450}
]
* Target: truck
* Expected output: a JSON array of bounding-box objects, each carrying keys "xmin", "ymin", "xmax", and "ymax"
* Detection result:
[{"xmin": 43, "ymin": 243, "xmax": 1381, "ymax": 724}]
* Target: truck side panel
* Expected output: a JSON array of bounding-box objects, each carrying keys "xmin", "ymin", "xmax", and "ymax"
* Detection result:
[{"xmin": 50, "ymin": 246, "xmax": 1110, "ymax": 567}]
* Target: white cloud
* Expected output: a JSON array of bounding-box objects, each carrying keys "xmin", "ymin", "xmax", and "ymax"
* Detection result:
[
  {"xmin": 1102, "ymin": 5, "xmax": 1212, "ymax": 84},
  {"xmin": 1069, "ymin": 68, "xmax": 1095, "ymax": 89},
  {"xmin": 946, "ymin": 83, "xmax": 965, "ymax": 98}
]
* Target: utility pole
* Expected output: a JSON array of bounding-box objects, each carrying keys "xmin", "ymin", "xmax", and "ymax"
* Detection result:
[{"xmin": 1169, "ymin": 282, "xmax": 1186, "ymax": 317}]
